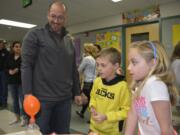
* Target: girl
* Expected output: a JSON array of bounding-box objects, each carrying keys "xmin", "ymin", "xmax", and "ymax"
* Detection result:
[
  {"xmin": 170, "ymin": 41, "xmax": 180, "ymax": 132},
  {"xmin": 76, "ymin": 43, "xmax": 97, "ymax": 119},
  {"xmin": 171, "ymin": 41, "xmax": 180, "ymax": 107},
  {"xmin": 7, "ymin": 41, "xmax": 26, "ymax": 126},
  {"xmin": 124, "ymin": 41, "xmax": 177, "ymax": 135},
  {"xmin": 89, "ymin": 47, "xmax": 131, "ymax": 135}
]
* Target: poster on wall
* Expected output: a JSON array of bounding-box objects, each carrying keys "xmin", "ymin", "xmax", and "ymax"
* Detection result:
[
  {"xmin": 96, "ymin": 31, "xmax": 121, "ymax": 50},
  {"xmin": 122, "ymin": 5, "xmax": 160, "ymax": 24},
  {"xmin": 172, "ymin": 24, "xmax": 180, "ymax": 46}
]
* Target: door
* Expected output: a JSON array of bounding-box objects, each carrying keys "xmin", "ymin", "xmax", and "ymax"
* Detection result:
[{"xmin": 125, "ymin": 23, "xmax": 159, "ymax": 83}]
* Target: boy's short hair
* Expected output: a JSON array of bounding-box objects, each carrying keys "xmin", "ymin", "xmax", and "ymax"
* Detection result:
[{"xmin": 97, "ymin": 47, "xmax": 121, "ymax": 65}]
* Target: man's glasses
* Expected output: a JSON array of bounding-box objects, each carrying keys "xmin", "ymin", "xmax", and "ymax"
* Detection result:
[{"xmin": 49, "ymin": 14, "xmax": 65, "ymax": 21}]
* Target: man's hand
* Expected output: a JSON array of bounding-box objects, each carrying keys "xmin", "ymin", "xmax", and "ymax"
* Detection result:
[
  {"xmin": 24, "ymin": 94, "xmax": 32, "ymax": 99},
  {"xmin": 74, "ymin": 95, "xmax": 82, "ymax": 105}
]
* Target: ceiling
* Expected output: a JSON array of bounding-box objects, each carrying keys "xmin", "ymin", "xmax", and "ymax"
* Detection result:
[{"xmin": 0, "ymin": 0, "xmax": 176, "ymax": 42}]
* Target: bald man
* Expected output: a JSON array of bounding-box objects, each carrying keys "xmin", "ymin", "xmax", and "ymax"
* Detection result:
[{"xmin": 22, "ymin": 0, "xmax": 81, "ymax": 134}]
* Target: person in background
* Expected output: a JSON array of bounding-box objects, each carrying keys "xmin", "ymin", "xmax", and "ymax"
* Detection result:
[
  {"xmin": 93, "ymin": 44, "xmax": 101, "ymax": 55},
  {"xmin": 93, "ymin": 44, "xmax": 102, "ymax": 78},
  {"xmin": 124, "ymin": 41, "xmax": 177, "ymax": 135},
  {"xmin": 171, "ymin": 41, "xmax": 180, "ymax": 111},
  {"xmin": 89, "ymin": 47, "xmax": 131, "ymax": 135},
  {"xmin": 171, "ymin": 41, "xmax": 180, "ymax": 92},
  {"xmin": 76, "ymin": 43, "xmax": 97, "ymax": 120},
  {"xmin": 7, "ymin": 41, "xmax": 26, "ymax": 126},
  {"xmin": 0, "ymin": 40, "xmax": 9, "ymax": 109},
  {"xmin": 21, "ymin": 0, "xmax": 81, "ymax": 134}
]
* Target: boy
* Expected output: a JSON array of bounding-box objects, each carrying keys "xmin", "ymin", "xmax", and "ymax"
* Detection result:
[{"xmin": 89, "ymin": 47, "xmax": 131, "ymax": 135}]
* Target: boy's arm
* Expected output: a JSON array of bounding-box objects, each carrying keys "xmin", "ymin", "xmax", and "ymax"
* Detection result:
[{"xmin": 105, "ymin": 83, "xmax": 131, "ymax": 121}]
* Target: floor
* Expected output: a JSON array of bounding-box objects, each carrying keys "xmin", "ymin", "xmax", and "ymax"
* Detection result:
[
  {"xmin": 0, "ymin": 93, "xmax": 180, "ymax": 135},
  {"xmin": 0, "ymin": 103, "xmax": 90, "ymax": 135},
  {"xmin": 0, "ymin": 92, "xmax": 90, "ymax": 135}
]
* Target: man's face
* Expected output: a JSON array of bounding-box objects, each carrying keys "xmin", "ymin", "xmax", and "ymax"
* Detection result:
[{"xmin": 47, "ymin": 3, "xmax": 66, "ymax": 33}]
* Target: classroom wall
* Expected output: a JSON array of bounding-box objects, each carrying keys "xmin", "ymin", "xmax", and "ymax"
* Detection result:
[
  {"xmin": 71, "ymin": 1, "xmax": 180, "ymax": 70},
  {"xmin": 160, "ymin": 1, "xmax": 180, "ymax": 18},
  {"xmin": 67, "ymin": 1, "xmax": 180, "ymax": 34},
  {"xmin": 161, "ymin": 17, "xmax": 180, "ymax": 56},
  {"xmin": 68, "ymin": 15, "xmax": 122, "ymax": 34}
]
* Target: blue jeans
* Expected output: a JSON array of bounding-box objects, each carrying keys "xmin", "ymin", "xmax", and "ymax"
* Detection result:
[
  {"xmin": 8, "ymin": 84, "xmax": 25, "ymax": 116},
  {"xmin": 36, "ymin": 99, "xmax": 72, "ymax": 134},
  {"xmin": 0, "ymin": 71, "xmax": 8, "ymax": 106}
]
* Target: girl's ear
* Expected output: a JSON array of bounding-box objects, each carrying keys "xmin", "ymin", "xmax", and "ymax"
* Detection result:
[{"xmin": 149, "ymin": 58, "xmax": 156, "ymax": 68}]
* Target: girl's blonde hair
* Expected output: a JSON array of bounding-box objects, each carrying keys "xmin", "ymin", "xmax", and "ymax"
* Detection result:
[
  {"xmin": 130, "ymin": 40, "xmax": 177, "ymax": 105},
  {"xmin": 84, "ymin": 43, "xmax": 97, "ymax": 58}
]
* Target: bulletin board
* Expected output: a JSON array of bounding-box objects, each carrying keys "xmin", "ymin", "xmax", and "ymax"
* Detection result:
[
  {"xmin": 96, "ymin": 31, "xmax": 121, "ymax": 50},
  {"xmin": 172, "ymin": 24, "xmax": 180, "ymax": 46}
]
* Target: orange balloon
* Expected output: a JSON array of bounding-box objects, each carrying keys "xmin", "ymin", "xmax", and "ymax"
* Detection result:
[{"xmin": 23, "ymin": 95, "xmax": 40, "ymax": 123}]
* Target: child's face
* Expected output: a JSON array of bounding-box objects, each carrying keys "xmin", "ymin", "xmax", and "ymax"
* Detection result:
[
  {"xmin": 96, "ymin": 56, "xmax": 118, "ymax": 81},
  {"xmin": 128, "ymin": 48, "xmax": 153, "ymax": 82}
]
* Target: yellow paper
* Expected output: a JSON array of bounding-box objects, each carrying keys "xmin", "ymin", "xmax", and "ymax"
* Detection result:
[{"xmin": 173, "ymin": 24, "xmax": 180, "ymax": 46}]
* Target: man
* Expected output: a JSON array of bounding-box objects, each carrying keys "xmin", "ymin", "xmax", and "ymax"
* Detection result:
[
  {"xmin": 21, "ymin": 0, "xmax": 81, "ymax": 134},
  {"xmin": 0, "ymin": 40, "xmax": 9, "ymax": 108}
]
